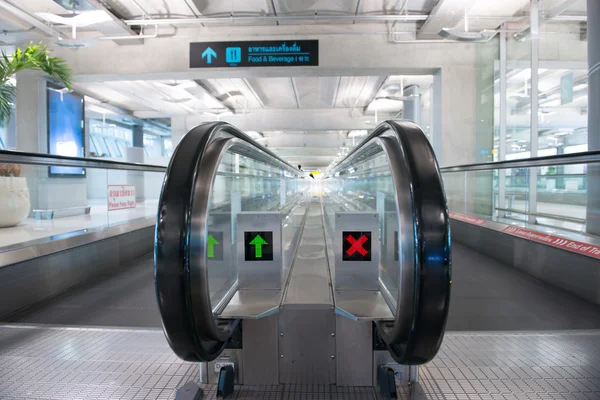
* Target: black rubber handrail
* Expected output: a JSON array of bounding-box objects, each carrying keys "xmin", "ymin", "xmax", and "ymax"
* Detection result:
[
  {"xmin": 440, "ymin": 150, "xmax": 600, "ymax": 173},
  {"xmin": 0, "ymin": 149, "xmax": 167, "ymax": 172},
  {"xmin": 325, "ymin": 120, "xmax": 452, "ymax": 365},
  {"xmin": 155, "ymin": 121, "xmax": 301, "ymax": 362}
]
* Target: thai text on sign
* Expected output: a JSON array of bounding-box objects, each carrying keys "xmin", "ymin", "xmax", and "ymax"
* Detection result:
[
  {"xmin": 108, "ymin": 185, "xmax": 136, "ymax": 211},
  {"xmin": 502, "ymin": 226, "xmax": 600, "ymax": 260}
]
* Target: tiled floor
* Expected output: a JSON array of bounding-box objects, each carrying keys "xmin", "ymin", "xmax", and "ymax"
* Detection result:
[{"xmin": 1, "ymin": 325, "xmax": 599, "ymax": 400}]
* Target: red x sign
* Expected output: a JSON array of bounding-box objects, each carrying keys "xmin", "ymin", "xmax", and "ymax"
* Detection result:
[{"xmin": 346, "ymin": 234, "xmax": 369, "ymax": 257}]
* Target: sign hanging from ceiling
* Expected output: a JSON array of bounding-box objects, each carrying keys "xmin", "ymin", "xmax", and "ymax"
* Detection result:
[{"xmin": 190, "ymin": 40, "xmax": 319, "ymax": 68}]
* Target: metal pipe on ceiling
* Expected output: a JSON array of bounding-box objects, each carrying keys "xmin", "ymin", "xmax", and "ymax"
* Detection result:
[
  {"xmin": 124, "ymin": 14, "xmax": 430, "ymax": 26},
  {"xmin": 99, "ymin": 24, "xmax": 158, "ymax": 40}
]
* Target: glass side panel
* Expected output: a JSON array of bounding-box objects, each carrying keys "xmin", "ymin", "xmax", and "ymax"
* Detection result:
[
  {"xmin": 0, "ymin": 162, "xmax": 164, "ymax": 253},
  {"xmin": 443, "ymin": 161, "xmax": 596, "ymax": 236},
  {"xmin": 323, "ymin": 143, "xmax": 401, "ymax": 312},
  {"xmin": 207, "ymin": 147, "xmax": 309, "ymax": 313}
]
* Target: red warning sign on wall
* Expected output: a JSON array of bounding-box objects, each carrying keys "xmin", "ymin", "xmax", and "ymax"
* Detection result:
[
  {"xmin": 449, "ymin": 212, "xmax": 487, "ymax": 226},
  {"xmin": 108, "ymin": 185, "xmax": 136, "ymax": 211},
  {"xmin": 501, "ymin": 226, "xmax": 600, "ymax": 260}
]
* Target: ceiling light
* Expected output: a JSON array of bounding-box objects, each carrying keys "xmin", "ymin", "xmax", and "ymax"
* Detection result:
[
  {"xmin": 36, "ymin": 10, "xmax": 112, "ymax": 27},
  {"xmin": 438, "ymin": 28, "xmax": 497, "ymax": 42},
  {"xmin": 348, "ymin": 130, "xmax": 368, "ymax": 138},
  {"xmin": 162, "ymin": 97, "xmax": 192, "ymax": 103}
]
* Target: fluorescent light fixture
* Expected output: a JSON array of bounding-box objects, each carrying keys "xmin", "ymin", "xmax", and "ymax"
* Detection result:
[
  {"xmin": 438, "ymin": 28, "xmax": 496, "ymax": 42},
  {"xmin": 348, "ymin": 130, "xmax": 368, "ymax": 138},
  {"xmin": 36, "ymin": 11, "xmax": 112, "ymax": 27},
  {"xmin": 87, "ymin": 104, "xmax": 116, "ymax": 115},
  {"xmin": 246, "ymin": 131, "xmax": 263, "ymax": 139}
]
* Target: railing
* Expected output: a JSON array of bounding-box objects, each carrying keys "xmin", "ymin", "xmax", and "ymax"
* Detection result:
[
  {"xmin": 323, "ymin": 120, "xmax": 451, "ymax": 365},
  {"xmin": 154, "ymin": 120, "xmax": 451, "ymax": 365},
  {"xmin": 440, "ymin": 151, "xmax": 600, "ymax": 234},
  {"xmin": 0, "ymin": 149, "xmax": 167, "ymax": 266},
  {"xmin": 154, "ymin": 122, "xmax": 308, "ymax": 362}
]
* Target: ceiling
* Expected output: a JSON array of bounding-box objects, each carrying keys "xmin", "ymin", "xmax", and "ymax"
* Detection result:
[{"xmin": 0, "ymin": 0, "xmax": 588, "ymax": 167}]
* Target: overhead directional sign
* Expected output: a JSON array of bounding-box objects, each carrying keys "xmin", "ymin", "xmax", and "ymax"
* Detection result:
[
  {"xmin": 190, "ymin": 40, "xmax": 319, "ymax": 68},
  {"xmin": 202, "ymin": 47, "xmax": 217, "ymax": 64},
  {"xmin": 343, "ymin": 231, "xmax": 372, "ymax": 262},
  {"xmin": 244, "ymin": 231, "xmax": 274, "ymax": 261}
]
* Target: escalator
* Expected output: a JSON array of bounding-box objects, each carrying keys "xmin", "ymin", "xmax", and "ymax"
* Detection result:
[{"xmin": 154, "ymin": 120, "xmax": 451, "ymax": 389}]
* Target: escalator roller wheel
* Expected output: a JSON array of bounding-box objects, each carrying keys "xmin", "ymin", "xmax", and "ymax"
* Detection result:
[
  {"xmin": 378, "ymin": 366, "xmax": 397, "ymax": 399},
  {"xmin": 217, "ymin": 365, "xmax": 234, "ymax": 398}
]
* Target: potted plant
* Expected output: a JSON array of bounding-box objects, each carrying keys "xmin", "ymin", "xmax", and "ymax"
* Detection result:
[
  {"xmin": 0, "ymin": 163, "xmax": 30, "ymax": 227},
  {"xmin": 0, "ymin": 42, "xmax": 72, "ymax": 227}
]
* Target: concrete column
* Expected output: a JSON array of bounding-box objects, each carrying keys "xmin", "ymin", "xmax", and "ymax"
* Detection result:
[
  {"xmin": 14, "ymin": 70, "xmax": 46, "ymax": 212},
  {"xmin": 171, "ymin": 116, "xmax": 188, "ymax": 148},
  {"xmin": 132, "ymin": 124, "xmax": 144, "ymax": 148},
  {"xmin": 15, "ymin": 70, "xmax": 46, "ymax": 153},
  {"xmin": 587, "ymin": 0, "xmax": 600, "ymax": 235},
  {"xmin": 15, "ymin": 70, "xmax": 87, "ymax": 212},
  {"xmin": 2, "ymin": 111, "xmax": 16, "ymax": 149},
  {"xmin": 402, "ymin": 85, "xmax": 420, "ymax": 125}
]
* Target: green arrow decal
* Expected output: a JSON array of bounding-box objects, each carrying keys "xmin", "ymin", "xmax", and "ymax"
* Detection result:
[
  {"xmin": 207, "ymin": 234, "xmax": 219, "ymax": 258},
  {"xmin": 249, "ymin": 234, "xmax": 268, "ymax": 258}
]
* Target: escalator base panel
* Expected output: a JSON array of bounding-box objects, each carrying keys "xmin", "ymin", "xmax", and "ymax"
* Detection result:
[{"xmin": 1, "ymin": 325, "xmax": 600, "ymax": 399}]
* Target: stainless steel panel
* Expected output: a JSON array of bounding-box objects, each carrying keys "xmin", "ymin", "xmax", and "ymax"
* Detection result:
[
  {"xmin": 335, "ymin": 315, "xmax": 372, "ymax": 386},
  {"xmin": 334, "ymin": 212, "xmax": 380, "ymax": 291},
  {"xmin": 219, "ymin": 290, "xmax": 281, "ymax": 319},
  {"xmin": 335, "ymin": 290, "xmax": 394, "ymax": 321},
  {"xmin": 283, "ymin": 201, "xmax": 333, "ymax": 307},
  {"xmin": 0, "ymin": 226, "xmax": 153, "ymax": 319},
  {"xmin": 206, "ymin": 349, "xmax": 243, "ymax": 384},
  {"xmin": 278, "ymin": 308, "xmax": 335, "ymax": 384},
  {"xmin": 242, "ymin": 314, "xmax": 279, "ymax": 385},
  {"xmin": 236, "ymin": 212, "xmax": 282, "ymax": 290}
]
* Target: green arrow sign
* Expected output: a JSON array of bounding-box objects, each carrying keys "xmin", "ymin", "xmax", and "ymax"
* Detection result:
[
  {"xmin": 249, "ymin": 234, "xmax": 268, "ymax": 258},
  {"xmin": 207, "ymin": 234, "xmax": 219, "ymax": 258}
]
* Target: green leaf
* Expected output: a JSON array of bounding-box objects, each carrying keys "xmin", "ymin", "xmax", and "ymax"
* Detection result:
[
  {"xmin": 0, "ymin": 83, "xmax": 16, "ymax": 124},
  {"xmin": 0, "ymin": 42, "xmax": 73, "ymax": 121}
]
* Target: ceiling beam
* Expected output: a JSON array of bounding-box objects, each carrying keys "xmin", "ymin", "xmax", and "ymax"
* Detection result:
[
  {"xmin": 417, "ymin": 0, "xmax": 478, "ymax": 40},
  {"xmin": 0, "ymin": 0, "xmax": 64, "ymax": 38},
  {"xmin": 86, "ymin": 0, "xmax": 143, "ymax": 45}
]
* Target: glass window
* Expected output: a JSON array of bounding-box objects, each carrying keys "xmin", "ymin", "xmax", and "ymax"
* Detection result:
[
  {"xmin": 143, "ymin": 134, "xmax": 162, "ymax": 158},
  {"xmin": 163, "ymin": 138, "xmax": 173, "ymax": 157},
  {"xmin": 105, "ymin": 137, "xmax": 122, "ymax": 158},
  {"xmin": 91, "ymin": 135, "xmax": 109, "ymax": 156},
  {"xmin": 116, "ymin": 140, "xmax": 128, "ymax": 157}
]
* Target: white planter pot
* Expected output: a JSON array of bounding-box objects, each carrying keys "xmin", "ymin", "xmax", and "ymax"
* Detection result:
[{"xmin": 0, "ymin": 177, "xmax": 30, "ymax": 228}]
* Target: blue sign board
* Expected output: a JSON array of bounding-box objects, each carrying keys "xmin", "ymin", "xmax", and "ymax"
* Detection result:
[{"xmin": 190, "ymin": 40, "xmax": 319, "ymax": 68}]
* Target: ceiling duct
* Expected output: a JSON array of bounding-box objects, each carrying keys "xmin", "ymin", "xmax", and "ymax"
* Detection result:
[
  {"xmin": 437, "ymin": 6, "xmax": 497, "ymax": 42},
  {"xmin": 438, "ymin": 28, "xmax": 497, "ymax": 42}
]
